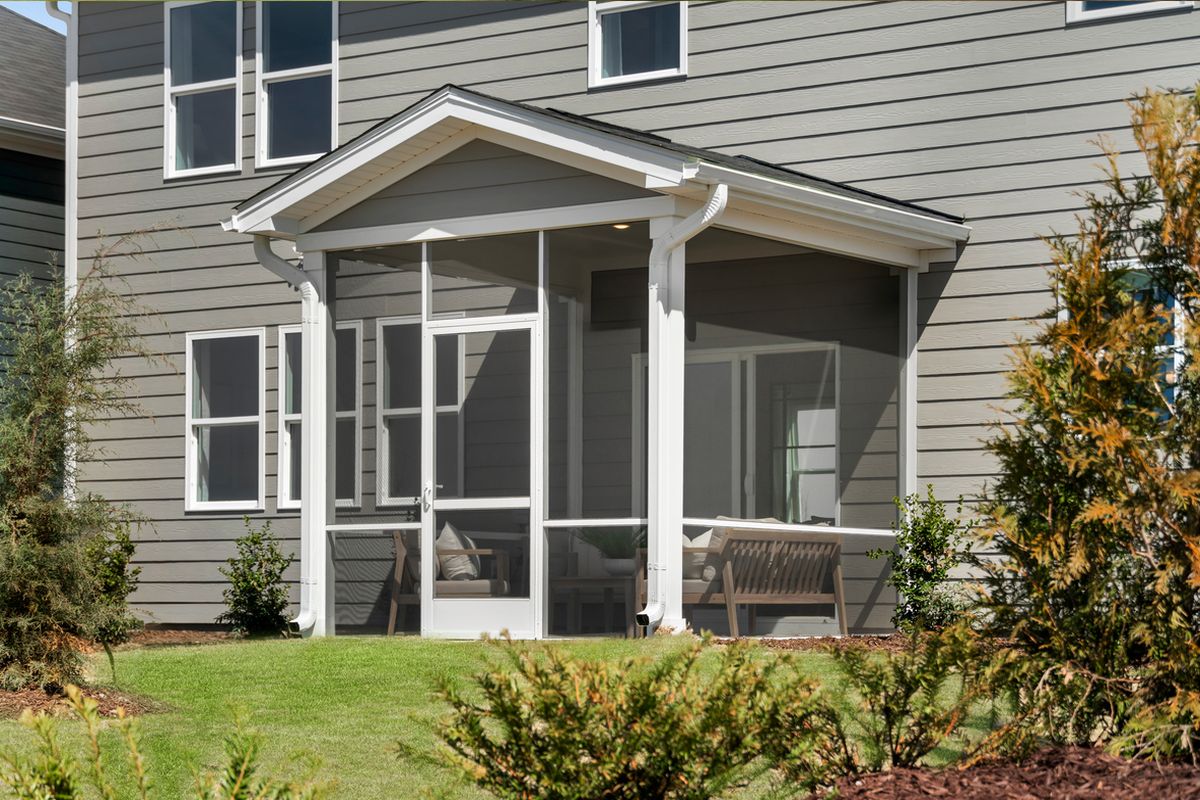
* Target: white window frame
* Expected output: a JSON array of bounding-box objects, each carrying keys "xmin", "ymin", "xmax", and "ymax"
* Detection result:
[
  {"xmin": 277, "ymin": 324, "xmax": 302, "ymax": 511},
  {"xmin": 588, "ymin": 1, "xmax": 688, "ymax": 90},
  {"xmin": 376, "ymin": 315, "xmax": 465, "ymax": 508},
  {"xmin": 255, "ymin": 1, "xmax": 339, "ymax": 169},
  {"xmin": 1066, "ymin": 0, "xmax": 1192, "ymax": 24},
  {"xmin": 163, "ymin": 1, "xmax": 243, "ymax": 179},
  {"xmin": 277, "ymin": 321, "xmax": 362, "ymax": 510},
  {"xmin": 185, "ymin": 328, "xmax": 266, "ymax": 512}
]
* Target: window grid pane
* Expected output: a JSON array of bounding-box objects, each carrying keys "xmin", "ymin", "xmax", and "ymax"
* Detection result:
[
  {"xmin": 263, "ymin": 1, "xmax": 332, "ymax": 73},
  {"xmin": 600, "ymin": 4, "xmax": 680, "ymax": 79},
  {"xmin": 170, "ymin": 2, "xmax": 236, "ymax": 86},
  {"xmin": 266, "ymin": 75, "xmax": 333, "ymax": 160},
  {"xmin": 192, "ymin": 335, "xmax": 259, "ymax": 419},
  {"xmin": 175, "ymin": 89, "xmax": 237, "ymax": 172}
]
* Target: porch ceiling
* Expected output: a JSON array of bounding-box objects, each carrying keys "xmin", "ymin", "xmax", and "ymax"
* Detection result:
[{"xmin": 222, "ymin": 85, "xmax": 970, "ymax": 270}]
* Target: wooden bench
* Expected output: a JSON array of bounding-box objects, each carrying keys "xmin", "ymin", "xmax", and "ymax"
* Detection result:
[{"xmin": 637, "ymin": 527, "xmax": 847, "ymax": 637}]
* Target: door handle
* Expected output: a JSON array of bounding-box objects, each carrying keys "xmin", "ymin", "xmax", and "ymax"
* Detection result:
[{"xmin": 422, "ymin": 482, "xmax": 433, "ymax": 512}]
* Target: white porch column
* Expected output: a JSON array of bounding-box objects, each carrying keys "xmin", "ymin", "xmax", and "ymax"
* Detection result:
[
  {"xmin": 646, "ymin": 217, "xmax": 687, "ymax": 632},
  {"xmin": 300, "ymin": 251, "xmax": 337, "ymax": 637},
  {"xmin": 898, "ymin": 267, "xmax": 918, "ymax": 499}
]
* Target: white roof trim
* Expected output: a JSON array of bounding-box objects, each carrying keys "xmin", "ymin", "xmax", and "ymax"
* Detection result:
[{"xmin": 224, "ymin": 86, "xmax": 970, "ymax": 267}]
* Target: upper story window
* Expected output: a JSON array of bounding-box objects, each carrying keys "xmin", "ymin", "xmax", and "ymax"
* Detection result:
[
  {"xmin": 588, "ymin": 2, "xmax": 687, "ymax": 89},
  {"xmin": 1066, "ymin": 0, "xmax": 1192, "ymax": 23},
  {"xmin": 256, "ymin": 1, "xmax": 338, "ymax": 167},
  {"xmin": 185, "ymin": 329, "xmax": 265, "ymax": 512},
  {"xmin": 164, "ymin": 2, "xmax": 242, "ymax": 178}
]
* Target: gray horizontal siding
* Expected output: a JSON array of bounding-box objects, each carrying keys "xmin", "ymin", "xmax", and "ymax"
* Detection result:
[{"xmin": 75, "ymin": 0, "xmax": 1200, "ymax": 627}]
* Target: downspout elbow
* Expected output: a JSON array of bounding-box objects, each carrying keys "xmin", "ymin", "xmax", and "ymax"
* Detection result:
[
  {"xmin": 44, "ymin": 1, "xmax": 69, "ymax": 23},
  {"xmin": 648, "ymin": 182, "xmax": 729, "ymax": 268}
]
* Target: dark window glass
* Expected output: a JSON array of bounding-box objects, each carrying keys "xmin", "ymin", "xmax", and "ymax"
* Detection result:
[
  {"xmin": 267, "ymin": 75, "xmax": 332, "ymax": 159},
  {"xmin": 170, "ymin": 2, "xmax": 236, "ymax": 85},
  {"xmin": 600, "ymin": 4, "xmax": 680, "ymax": 79},
  {"xmin": 263, "ymin": 1, "xmax": 332, "ymax": 72},
  {"xmin": 175, "ymin": 89, "xmax": 237, "ymax": 171}
]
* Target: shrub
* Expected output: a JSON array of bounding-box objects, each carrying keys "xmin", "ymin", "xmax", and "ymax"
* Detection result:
[
  {"xmin": 86, "ymin": 523, "xmax": 143, "ymax": 647},
  {"xmin": 766, "ymin": 630, "xmax": 982, "ymax": 789},
  {"xmin": 0, "ymin": 240, "xmax": 156, "ymax": 690},
  {"xmin": 436, "ymin": 635, "xmax": 805, "ymax": 800},
  {"xmin": 218, "ymin": 518, "xmax": 293, "ymax": 636},
  {"xmin": 870, "ymin": 486, "xmax": 965, "ymax": 632},
  {"xmin": 0, "ymin": 685, "xmax": 325, "ymax": 799},
  {"xmin": 972, "ymin": 85, "xmax": 1200, "ymax": 761}
]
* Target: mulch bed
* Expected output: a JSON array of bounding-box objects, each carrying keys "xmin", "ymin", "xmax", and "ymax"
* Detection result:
[
  {"xmin": 825, "ymin": 747, "xmax": 1200, "ymax": 799},
  {"xmin": 0, "ymin": 686, "xmax": 161, "ymax": 719},
  {"xmin": 755, "ymin": 634, "xmax": 912, "ymax": 653},
  {"xmin": 117, "ymin": 628, "xmax": 234, "ymax": 649}
]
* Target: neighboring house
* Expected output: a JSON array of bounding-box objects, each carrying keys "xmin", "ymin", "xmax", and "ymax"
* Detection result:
[
  {"xmin": 60, "ymin": 0, "xmax": 1199, "ymax": 637},
  {"xmin": 0, "ymin": 6, "xmax": 65, "ymax": 361}
]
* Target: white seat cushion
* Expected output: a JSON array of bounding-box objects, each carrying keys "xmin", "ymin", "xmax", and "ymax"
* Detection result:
[
  {"xmin": 683, "ymin": 529, "xmax": 713, "ymax": 579},
  {"xmin": 436, "ymin": 521, "xmax": 480, "ymax": 580}
]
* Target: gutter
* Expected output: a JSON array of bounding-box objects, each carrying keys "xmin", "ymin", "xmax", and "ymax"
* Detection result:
[
  {"xmin": 636, "ymin": 182, "xmax": 728, "ymax": 632},
  {"xmin": 252, "ymin": 236, "xmax": 320, "ymax": 636}
]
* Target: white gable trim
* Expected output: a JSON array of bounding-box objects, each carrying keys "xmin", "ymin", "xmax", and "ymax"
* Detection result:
[{"xmin": 224, "ymin": 86, "xmax": 970, "ymax": 268}]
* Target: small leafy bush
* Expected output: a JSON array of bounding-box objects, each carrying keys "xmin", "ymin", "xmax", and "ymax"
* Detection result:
[
  {"xmin": 436, "ymin": 634, "xmax": 805, "ymax": 800},
  {"xmin": 217, "ymin": 518, "xmax": 293, "ymax": 636},
  {"xmin": 86, "ymin": 523, "xmax": 143, "ymax": 647},
  {"xmin": 0, "ymin": 685, "xmax": 325, "ymax": 799},
  {"xmin": 869, "ymin": 486, "xmax": 965, "ymax": 632},
  {"xmin": 766, "ymin": 630, "xmax": 982, "ymax": 790}
]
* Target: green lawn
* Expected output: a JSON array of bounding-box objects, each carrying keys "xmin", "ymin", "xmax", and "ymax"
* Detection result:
[{"xmin": 0, "ymin": 637, "xmax": 841, "ymax": 799}]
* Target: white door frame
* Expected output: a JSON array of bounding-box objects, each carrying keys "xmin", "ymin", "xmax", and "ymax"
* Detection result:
[{"xmin": 418, "ymin": 244, "xmax": 545, "ymax": 638}]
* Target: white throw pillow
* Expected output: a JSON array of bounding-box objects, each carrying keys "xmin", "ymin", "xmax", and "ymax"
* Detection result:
[
  {"xmin": 436, "ymin": 522, "xmax": 480, "ymax": 581},
  {"xmin": 683, "ymin": 529, "xmax": 712, "ymax": 579}
]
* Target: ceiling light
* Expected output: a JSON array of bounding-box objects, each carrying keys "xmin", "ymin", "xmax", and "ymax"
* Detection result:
[{"xmin": 612, "ymin": 223, "xmax": 631, "ymax": 230}]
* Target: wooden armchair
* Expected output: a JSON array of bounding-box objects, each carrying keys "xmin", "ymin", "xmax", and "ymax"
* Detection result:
[{"xmin": 386, "ymin": 530, "xmax": 512, "ymax": 636}]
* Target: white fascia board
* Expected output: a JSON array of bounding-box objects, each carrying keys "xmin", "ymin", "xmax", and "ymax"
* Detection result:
[
  {"xmin": 718, "ymin": 206, "xmax": 924, "ymax": 269},
  {"xmin": 230, "ymin": 88, "xmax": 691, "ymax": 236},
  {"xmin": 694, "ymin": 163, "xmax": 970, "ymax": 249}
]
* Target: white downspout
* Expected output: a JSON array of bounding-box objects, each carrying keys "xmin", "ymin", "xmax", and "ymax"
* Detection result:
[
  {"xmin": 252, "ymin": 236, "xmax": 321, "ymax": 636},
  {"xmin": 636, "ymin": 183, "xmax": 729, "ymax": 632},
  {"xmin": 46, "ymin": 1, "xmax": 77, "ymax": 499}
]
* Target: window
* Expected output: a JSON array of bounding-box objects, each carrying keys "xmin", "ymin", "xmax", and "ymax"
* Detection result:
[
  {"xmin": 256, "ymin": 1, "xmax": 338, "ymax": 167},
  {"xmin": 1123, "ymin": 269, "xmax": 1184, "ymax": 412},
  {"xmin": 1066, "ymin": 1, "xmax": 1192, "ymax": 23},
  {"xmin": 164, "ymin": 2, "xmax": 242, "ymax": 177},
  {"xmin": 277, "ymin": 322, "xmax": 362, "ymax": 510},
  {"xmin": 185, "ymin": 329, "xmax": 265, "ymax": 511},
  {"xmin": 588, "ymin": 1, "xmax": 687, "ymax": 89},
  {"xmin": 377, "ymin": 318, "xmax": 463, "ymax": 507},
  {"xmin": 1057, "ymin": 263, "xmax": 1184, "ymax": 413}
]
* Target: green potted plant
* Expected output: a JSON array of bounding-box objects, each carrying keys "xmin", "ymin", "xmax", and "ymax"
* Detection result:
[{"xmin": 577, "ymin": 527, "xmax": 647, "ymax": 576}]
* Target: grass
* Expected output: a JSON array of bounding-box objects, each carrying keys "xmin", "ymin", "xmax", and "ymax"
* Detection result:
[{"xmin": 0, "ymin": 636, "xmax": 841, "ymax": 799}]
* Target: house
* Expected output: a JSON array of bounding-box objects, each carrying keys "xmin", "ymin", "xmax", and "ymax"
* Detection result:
[
  {"xmin": 57, "ymin": 0, "xmax": 1199, "ymax": 637},
  {"xmin": 0, "ymin": 5, "xmax": 65, "ymax": 352}
]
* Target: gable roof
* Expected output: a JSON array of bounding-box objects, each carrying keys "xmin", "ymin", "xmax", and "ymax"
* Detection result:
[
  {"xmin": 226, "ymin": 85, "xmax": 969, "ymax": 268},
  {"xmin": 0, "ymin": 6, "xmax": 64, "ymax": 131}
]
